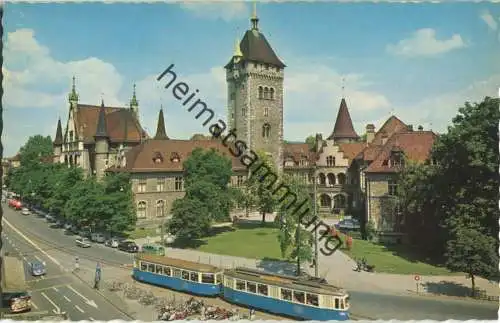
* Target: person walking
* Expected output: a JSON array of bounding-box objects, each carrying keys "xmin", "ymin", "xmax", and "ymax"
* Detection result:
[{"xmin": 74, "ymin": 256, "xmax": 79, "ymax": 272}]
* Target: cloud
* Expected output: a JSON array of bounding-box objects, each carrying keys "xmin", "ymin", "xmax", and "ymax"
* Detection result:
[
  {"xmin": 179, "ymin": 1, "xmax": 249, "ymax": 21},
  {"xmin": 386, "ymin": 28, "xmax": 466, "ymax": 57},
  {"xmin": 3, "ymin": 28, "xmax": 127, "ymax": 156},
  {"xmin": 4, "ymin": 29, "xmax": 125, "ymax": 109},
  {"xmin": 480, "ymin": 10, "xmax": 498, "ymax": 31}
]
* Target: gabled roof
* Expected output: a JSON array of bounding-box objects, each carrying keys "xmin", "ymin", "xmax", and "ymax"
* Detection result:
[
  {"xmin": 327, "ymin": 98, "xmax": 359, "ymax": 140},
  {"xmin": 371, "ymin": 115, "xmax": 407, "ymax": 145},
  {"xmin": 338, "ymin": 142, "xmax": 366, "ymax": 165},
  {"xmin": 225, "ymin": 29, "xmax": 285, "ymax": 68},
  {"xmin": 74, "ymin": 104, "xmax": 146, "ymax": 144},
  {"xmin": 111, "ymin": 139, "xmax": 247, "ymax": 173},
  {"xmin": 365, "ymin": 131, "xmax": 437, "ymax": 173}
]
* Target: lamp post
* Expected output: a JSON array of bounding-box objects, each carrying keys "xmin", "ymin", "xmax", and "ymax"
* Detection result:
[{"xmin": 314, "ymin": 164, "xmax": 319, "ymax": 278}]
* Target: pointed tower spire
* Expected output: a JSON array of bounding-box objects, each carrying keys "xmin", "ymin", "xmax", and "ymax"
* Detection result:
[
  {"xmin": 68, "ymin": 76, "xmax": 79, "ymax": 103},
  {"xmin": 130, "ymin": 83, "xmax": 138, "ymax": 107},
  {"xmin": 154, "ymin": 106, "xmax": 169, "ymax": 140},
  {"xmin": 95, "ymin": 100, "xmax": 109, "ymax": 138},
  {"xmin": 53, "ymin": 118, "xmax": 63, "ymax": 145},
  {"xmin": 250, "ymin": 1, "xmax": 259, "ymax": 30},
  {"xmin": 233, "ymin": 37, "xmax": 243, "ymax": 58},
  {"xmin": 327, "ymin": 98, "xmax": 359, "ymax": 142}
]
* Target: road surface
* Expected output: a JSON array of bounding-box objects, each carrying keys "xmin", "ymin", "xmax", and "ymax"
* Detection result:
[
  {"xmin": 2, "ymin": 206, "xmax": 498, "ymax": 320},
  {"xmin": 1, "ymin": 211, "xmax": 132, "ymax": 321}
]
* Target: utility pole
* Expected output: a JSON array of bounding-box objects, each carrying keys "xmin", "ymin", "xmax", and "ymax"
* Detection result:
[{"xmin": 314, "ymin": 164, "xmax": 319, "ymax": 277}]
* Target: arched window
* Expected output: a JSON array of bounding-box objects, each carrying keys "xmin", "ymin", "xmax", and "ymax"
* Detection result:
[
  {"xmin": 258, "ymin": 86, "xmax": 263, "ymax": 99},
  {"xmin": 334, "ymin": 195, "xmax": 346, "ymax": 209},
  {"xmin": 156, "ymin": 200, "xmax": 165, "ymax": 217},
  {"xmin": 337, "ymin": 173, "xmax": 346, "ymax": 185},
  {"xmin": 327, "ymin": 173, "xmax": 336, "ymax": 186},
  {"xmin": 270, "ymin": 88, "xmax": 275, "ymax": 100},
  {"xmin": 137, "ymin": 201, "xmax": 147, "ymax": 219},
  {"xmin": 264, "ymin": 87, "xmax": 269, "ymax": 99},
  {"xmin": 262, "ymin": 123, "xmax": 271, "ymax": 138},
  {"xmin": 318, "ymin": 173, "xmax": 326, "ymax": 185},
  {"xmin": 320, "ymin": 194, "xmax": 332, "ymax": 208},
  {"xmin": 264, "ymin": 107, "xmax": 269, "ymax": 117}
]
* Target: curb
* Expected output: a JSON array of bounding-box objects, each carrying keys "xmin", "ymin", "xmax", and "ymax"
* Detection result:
[{"xmin": 405, "ymin": 289, "xmax": 499, "ymax": 303}]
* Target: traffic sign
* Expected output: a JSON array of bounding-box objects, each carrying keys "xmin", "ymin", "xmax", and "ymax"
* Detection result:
[{"xmin": 414, "ymin": 275, "xmax": 421, "ymax": 281}]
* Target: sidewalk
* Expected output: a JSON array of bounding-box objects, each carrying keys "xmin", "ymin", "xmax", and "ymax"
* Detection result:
[{"xmin": 133, "ymin": 232, "xmax": 499, "ymax": 302}]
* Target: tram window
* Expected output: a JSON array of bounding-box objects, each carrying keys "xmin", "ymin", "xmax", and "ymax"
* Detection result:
[
  {"xmin": 334, "ymin": 298, "xmax": 339, "ymax": 309},
  {"xmin": 215, "ymin": 274, "xmax": 221, "ymax": 284},
  {"xmin": 247, "ymin": 282, "xmax": 257, "ymax": 293},
  {"xmin": 141, "ymin": 262, "xmax": 148, "ymax": 271},
  {"xmin": 182, "ymin": 271, "xmax": 190, "ymax": 280},
  {"xmin": 345, "ymin": 296, "xmax": 350, "ymax": 308},
  {"xmin": 164, "ymin": 267, "xmax": 172, "ymax": 276},
  {"xmin": 293, "ymin": 291, "xmax": 305, "ymax": 304},
  {"xmin": 236, "ymin": 280, "xmax": 246, "ymax": 291},
  {"xmin": 190, "ymin": 272, "xmax": 198, "ymax": 282},
  {"xmin": 257, "ymin": 284, "xmax": 268, "ymax": 296},
  {"xmin": 202, "ymin": 274, "xmax": 215, "ymax": 284},
  {"xmin": 148, "ymin": 264, "xmax": 155, "ymax": 272},
  {"xmin": 306, "ymin": 293, "xmax": 319, "ymax": 307},
  {"xmin": 155, "ymin": 265, "xmax": 163, "ymax": 275},
  {"xmin": 340, "ymin": 298, "xmax": 345, "ymax": 309},
  {"xmin": 281, "ymin": 288, "xmax": 292, "ymax": 301},
  {"xmin": 173, "ymin": 269, "xmax": 181, "ymax": 278}
]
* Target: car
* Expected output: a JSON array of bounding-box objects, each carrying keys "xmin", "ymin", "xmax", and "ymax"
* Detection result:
[
  {"xmin": 21, "ymin": 208, "xmax": 30, "ymax": 216},
  {"xmin": 78, "ymin": 229, "xmax": 91, "ymax": 238},
  {"xmin": 45, "ymin": 214, "xmax": 56, "ymax": 222},
  {"xmin": 51, "ymin": 220, "xmax": 64, "ymax": 229},
  {"xmin": 63, "ymin": 223, "xmax": 72, "ymax": 231},
  {"xmin": 29, "ymin": 260, "xmax": 46, "ymax": 276},
  {"xmin": 105, "ymin": 237, "xmax": 121, "ymax": 248},
  {"xmin": 335, "ymin": 219, "xmax": 361, "ymax": 231},
  {"xmin": 75, "ymin": 237, "xmax": 91, "ymax": 248},
  {"xmin": 118, "ymin": 240, "xmax": 139, "ymax": 253},
  {"xmin": 90, "ymin": 233, "xmax": 106, "ymax": 243}
]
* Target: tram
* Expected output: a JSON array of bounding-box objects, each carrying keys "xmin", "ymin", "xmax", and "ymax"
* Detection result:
[
  {"xmin": 133, "ymin": 255, "xmax": 351, "ymax": 321},
  {"xmin": 222, "ymin": 267, "xmax": 350, "ymax": 321},
  {"xmin": 133, "ymin": 254, "xmax": 223, "ymax": 296}
]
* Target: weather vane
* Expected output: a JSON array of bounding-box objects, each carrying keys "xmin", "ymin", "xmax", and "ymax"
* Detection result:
[{"xmin": 341, "ymin": 77, "xmax": 345, "ymax": 98}]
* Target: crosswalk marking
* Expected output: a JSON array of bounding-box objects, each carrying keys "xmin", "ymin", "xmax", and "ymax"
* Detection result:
[
  {"xmin": 63, "ymin": 295, "xmax": 71, "ymax": 302},
  {"xmin": 75, "ymin": 305, "xmax": 85, "ymax": 313}
]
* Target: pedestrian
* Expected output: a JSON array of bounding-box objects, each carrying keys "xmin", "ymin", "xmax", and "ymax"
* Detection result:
[{"xmin": 74, "ymin": 256, "xmax": 79, "ymax": 272}]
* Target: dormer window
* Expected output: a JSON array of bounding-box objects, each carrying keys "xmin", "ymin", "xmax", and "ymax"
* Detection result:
[
  {"xmin": 170, "ymin": 152, "xmax": 180, "ymax": 163},
  {"xmin": 326, "ymin": 156, "xmax": 335, "ymax": 167},
  {"xmin": 285, "ymin": 158, "xmax": 295, "ymax": 167},
  {"xmin": 390, "ymin": 150, "xmax": 405, "ymax": 167},
  {"xmin": 153, "ymin": 152, "xmax": 163, "ymax": 164},
  {"xmin": 299, "ymin": 157, "xmax": 308, "ymax": 167}
]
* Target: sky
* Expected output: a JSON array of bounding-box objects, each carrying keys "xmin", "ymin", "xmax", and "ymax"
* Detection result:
[{"xmin": 3, "ymin": 0, "xmax": 500, "ymax": 157}]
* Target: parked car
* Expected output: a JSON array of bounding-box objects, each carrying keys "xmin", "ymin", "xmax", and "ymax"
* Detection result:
[
  {"xmin": 21, "ymin": 208, "xmax": 30, "ymax": 216},
  {"xmin": 63, "ymin": 223, "xmax": 72, "ymax": 231},
  {"xmin": 51, "ymin": 220, "xmax": 64, "ymax": 229},
  {"xmin": 29, "ymin": 260, "xmax": 46, "ymax": 276},
  {"xmin": 104, "ymin": 238, "xmax": 121, "ymax": 248},
  {"xmin": 118, "ymin": 241, "xmax": 139, "ymax": 253},
  {"xmin": 75, "ymin": 237, "xmax": 91, "ymax": 248},
  {"xmin": 45, "ymin": 214, "xmax": 56, "ymax": 222},
  {"xmin": 335, "ymin": 219, "xmax": 361, "ymax": 231},
  {"xmin": 90, "ymin": 233, "xmax": 106, "ymax": 243},
  {"xmin": 78, "ymin": 229, "xmax": 91, "ymax": 238}
]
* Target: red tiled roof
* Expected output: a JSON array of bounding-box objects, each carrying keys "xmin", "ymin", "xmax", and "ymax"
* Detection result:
[
  {"xmin": 338, "ymin": 142, "xmax": 366, "ymax": 164},
  {"xmin": 113, "ymin": 139, "xmax": 247, "ymax": 173},
  {"xmin": 365, "ymin": 131, "xmax": 437, "ymax": 173},
  {"xmin": 327, "ymin": 98, "xmax": 359, "ymax": 140},
  {"xmin": 283, "ymin": 143, "xmax": 317, "ymax": 167},
  {"xmin": 75, "ymin": 104, "xmax": 145, "ymax": 144}
]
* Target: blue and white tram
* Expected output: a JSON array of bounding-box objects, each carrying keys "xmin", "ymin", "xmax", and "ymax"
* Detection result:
[
  {"xmin": 133, "ymin": 254, "xmax": 223, "ymax": 296},
  {"xmin": 222, "ymin": 267, "xmax": 350, "ymax": 321}
]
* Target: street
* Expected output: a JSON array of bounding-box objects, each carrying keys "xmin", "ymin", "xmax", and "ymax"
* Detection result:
[
  {"xmin": 1, "ymin": 209, "xmax": 132, "ymax": 321},
  {"xmin": 2, "ymin": 206, "xmax": 499, "ymax": 320}
]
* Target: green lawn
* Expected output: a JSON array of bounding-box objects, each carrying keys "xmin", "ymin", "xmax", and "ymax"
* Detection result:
[
  {"xmin": 171, "ymin": 222, "xmax": 285, "ymax": 260},
  {"xmin": 342, "ymin": 237, "xmax": 456, "ymax": 276}
]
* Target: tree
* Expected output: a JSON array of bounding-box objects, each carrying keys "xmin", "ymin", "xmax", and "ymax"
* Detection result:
[
  {"xmin": 235, "ymin": 182, "xmax": 257, "ymax": 218},
  {"xmin": 46, "ymin": 166, "xmax": 84, "ymax": 217},
  {"xmin": 432, "ymin": 97, "xmax": 500, "ymax": 285},
  {"xmin": 248, "ymin": 151, "xmax": 278, "ymax": 224},
  {"xmin": 102, "ymin": 172, "xmax": 137, "ymax": 235},
  {"xmin": 183, "ymin": 148, "xmax": 235, "ymax": 222},
  {"xmin": 276, "ymin": 174, "xmax": 314, "ymax": 274},
  {"xmin": 305, "ymin": 135, "xmax": 316, "ymax": 150},
  {"xmin": 65, "ymin": 177, "xmax": 106, "ymax": 228},
  {"xmin": 168, "ymin": 198, "xmax": 211, "ymax": 240},
  {"xmin": 17, "ymin": 135, "xmax": 53, "ymax": 168}
]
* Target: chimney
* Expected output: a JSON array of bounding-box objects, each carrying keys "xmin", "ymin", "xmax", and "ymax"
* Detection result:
[
  {"xmin": 366, "ymin": 124, "xmax": 375, "ymax": 143},
  {"xmin": 407, "ymin": 125, "xmax": 413, "ymax": 132},
  {"xmin": 418, "ymin": 125, "xmax": 423, "ymax": 131}
]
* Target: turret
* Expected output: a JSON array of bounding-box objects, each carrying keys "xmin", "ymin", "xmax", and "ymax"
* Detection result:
[
  {"xmin": 129, "ymin": 83, "xmax": 139, "ymax": 121},
  {"xmin": 53, "ymin": 118, "xmax": 63, "ymax": 163},
  {"xmin": 154, "ymin": 106, "xmax": 169, "ymax": 140},
  {"xmin": 94, "ymin": 99, "xmax": 109, "ymax": 179},
  {"xmin": 68, "ymin": 76, "xmax": 79, "ymax": 109}
]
